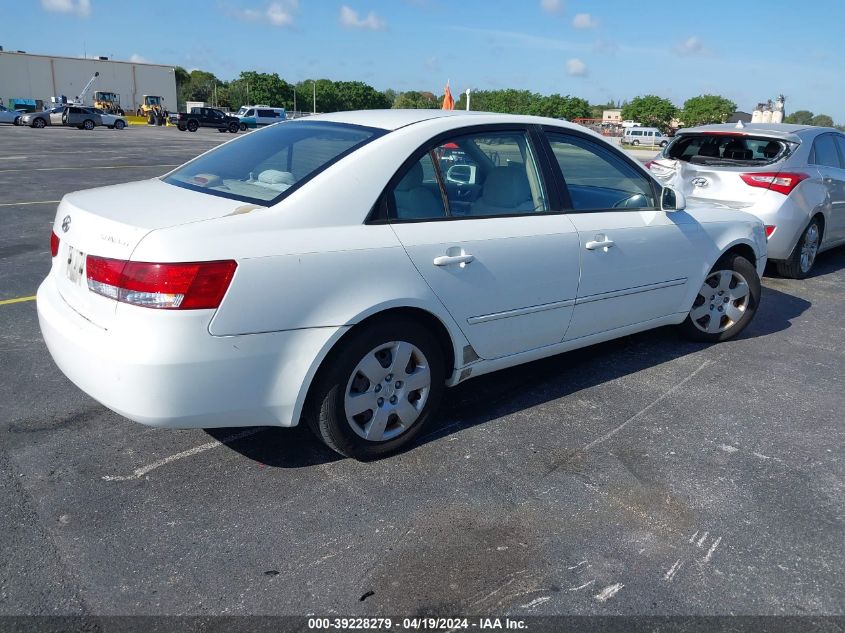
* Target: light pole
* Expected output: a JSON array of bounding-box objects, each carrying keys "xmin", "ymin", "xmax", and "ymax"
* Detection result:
[
  {"xmin": 312, "ymin": 80, "xmax": 316, "ymax": 114},
  {"xmin": 465, "ymin": 88, "xmax": 472, "ymax": 111}
]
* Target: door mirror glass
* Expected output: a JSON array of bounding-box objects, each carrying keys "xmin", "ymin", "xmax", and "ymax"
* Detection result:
[{"xmin": 661, "ymin": 187, "xmax": 685, "ymax": 211}]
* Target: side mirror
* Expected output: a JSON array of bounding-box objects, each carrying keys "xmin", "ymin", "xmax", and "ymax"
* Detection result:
[{"xmin": 661, "ymin": 187, "xmax": 685, "ymax": 211}]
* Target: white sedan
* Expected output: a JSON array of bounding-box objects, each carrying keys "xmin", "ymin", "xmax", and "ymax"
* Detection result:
[
  {"xmin": 37, "ymin": 110, "xmax": 767, "ymax": 459},
  {"xmin": 90, "ymin": 107, "xmax": 127, "ymax": 130}
]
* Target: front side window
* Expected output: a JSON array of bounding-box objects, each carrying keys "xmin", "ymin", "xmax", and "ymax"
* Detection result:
[
  {"xmin": 164, "ymin": 121, "xmax": 383, "ymax": 205},
  {"xmin": 389, "ymin": 130, "xmax": 548, "ymax": 221},
  {"xmin": 546, "ymin": 132, "xmax": 656, "ymax": 210},
  {"xmin": 811, "ymin": 134, "xmax": 841, "ymax": 168}
]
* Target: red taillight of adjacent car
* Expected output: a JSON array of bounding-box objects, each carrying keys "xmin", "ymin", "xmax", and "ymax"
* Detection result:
[
  {"xmin": 86, "ymin": 256, "xmax": 237, "ymax": 309},
  {"xmin": 740, "ymin": 172, "xmax": 809, "ymax": 196},
  {"xmin": 50, "ymin": 231, "xmax": 60, "ymax": 257}
]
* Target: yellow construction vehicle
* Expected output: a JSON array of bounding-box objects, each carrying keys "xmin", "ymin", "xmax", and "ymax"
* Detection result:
[
  {"xmin": 136, "ymin": 95, "xmax": 165, "ymax": 118},
  {"xmin": 93, "ymin": 91, "xmax": 124, "ymax": 115}
]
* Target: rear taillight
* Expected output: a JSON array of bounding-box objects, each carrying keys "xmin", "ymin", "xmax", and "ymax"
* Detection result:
[
  {"xmin": 644, "ymin": 160, "xmax": 655, "ymax": 169},
  {"xmin": 740, "ymin": 172, "xmax": 808, "ymax": 196},
  {"xmin": 764, "ymin": 225, "xmax": 777, "ymax": 239},
  {"xmin": 50, "ymin": 231, "xmax": 60, "ymax": 257},
  {"xmin": 86, "ymin": 257, "xmax": 237, "ymax": 309}
]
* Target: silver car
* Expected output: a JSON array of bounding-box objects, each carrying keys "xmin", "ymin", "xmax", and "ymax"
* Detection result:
[{"xmin": 649, "ymin": 123, "xmax": 845, "ymax": 278}]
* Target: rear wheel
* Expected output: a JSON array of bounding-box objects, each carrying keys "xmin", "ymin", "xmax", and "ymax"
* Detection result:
[
  {"xmin": 177, "ymin": 123, "xmax": 187, "ymax": 131},
  {"xmin": 308, "ymin": 319, "xmax": 445, "ymax": 460},
  {"xmin": 678, "ymin": 253, "xmax": 760, "ymax": 342},
  {"xmin": 114, "ymin": 119, "xmax": 126, "ymax": 130},
  {"xmin": 187, "ymin": 120, "xmax": 198, "ymax": 132},
  {"xmin": 776, "ymin": 218, "xmax": 822, "ymax": 279}
]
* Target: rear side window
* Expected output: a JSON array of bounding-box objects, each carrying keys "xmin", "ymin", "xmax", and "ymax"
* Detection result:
[
  {"xmin": 257, "ymin": 109, "xmax": 276, "ymax": 117},
  {"xmin": 811, "ymin": 134, "xmax": 842, "ymax": 168},
  {"xmin": 164, "ymin": 121, "xmax": 383, "ymax": 205},
  {"xmin": 547, "ymin": 132, "xmax": 656, "ymax": 210}
]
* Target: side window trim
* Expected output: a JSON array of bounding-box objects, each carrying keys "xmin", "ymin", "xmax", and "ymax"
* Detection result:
[
  {"xmin": 428, "ymin": 149, "xmax": 452, "ymax": 216},
  {"xmin": 541, "ymin": 125, "xmax": 661, "ymax": 213}
]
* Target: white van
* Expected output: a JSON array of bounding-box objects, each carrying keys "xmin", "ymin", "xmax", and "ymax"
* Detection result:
[
  {"xmin": 235, "ymin": 105, "xmax": 286, "ymax": 130},
  {"xmin": 623, "ymin": 127, "xmax": 670, "ymax": 147}
]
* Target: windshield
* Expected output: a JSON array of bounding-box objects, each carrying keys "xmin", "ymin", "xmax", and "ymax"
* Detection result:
[
  {"xmin": 666, "ymin": 134, "xmax": 793, "ymax": 166},
  {"xmin": 236, "ymin": 106, "xmax": 249, "ymax": 116},
  {"xmin": 163, "ymin": 121, "xmax": 385, "ymax": 205}
]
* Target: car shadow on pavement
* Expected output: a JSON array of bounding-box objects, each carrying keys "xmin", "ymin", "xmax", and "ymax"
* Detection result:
[{"xmin": 210, "ymin": 284, "xmax": 811, "ymax": 467}]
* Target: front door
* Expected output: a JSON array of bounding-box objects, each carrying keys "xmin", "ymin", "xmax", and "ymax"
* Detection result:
[
  {"xmin": 543, "ymin": 129, "xmax": 708, "ymax": 341},
  {"xmin": 388, "ymin": 128, "xmax": 581, "ymax": 360}
]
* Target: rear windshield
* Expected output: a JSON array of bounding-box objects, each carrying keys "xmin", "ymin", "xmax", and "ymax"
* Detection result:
[
  {"xmin": 666, "ymin": 134, "xmax": 792, "ymax": 166},
  {"xmin": 163, "ymin": 121, "xmax": 384, "ymax": 205}
]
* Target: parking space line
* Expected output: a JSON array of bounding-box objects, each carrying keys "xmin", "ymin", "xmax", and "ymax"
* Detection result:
[
  {"xmin": 0, "ymin": 295, "xmax": 36, "ymax": 306},
  {"xmin": 0, "ymin": 165, "xmax": 178, "ymax": 173},
  {"xmin": 101, "ymin": 428, "xmax": 266, "ymax": 481},
  {"xmin": 0, "ymin": 200, "xmax": 60, "ymax": 207}
]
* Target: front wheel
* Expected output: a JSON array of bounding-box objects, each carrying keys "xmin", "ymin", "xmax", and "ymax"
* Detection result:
[
  {"xmin": 632, "ymin": 139, "xmax": 640, "ymax": 146},
  {"xmin": 776, "ymin": 218, "xmax": 822, "ymax": 279},
  {"xmin": 82, "ymin": 119, "xmax": 95, "ymax": 130},
  {"xmin": 32, "ymin": 118, "xmax": 46, "ymax": 128},
  {"xmin": 239, "ymin": 122, "xmax": 247, "ymax": 131},
  {"xmin": 14, "ymin": 116, "xmax": 20, "ymax": 126},
  {"xmin": 678, "ymin": 253, "xmax": 760, "ymax": 342},
  {"xmin": 228, "ymin": 122, "xmax": 239, "ymax": 133},
  {"xmin": 308, "ymin": 319, "xmax": 445, "ymax": 460}
]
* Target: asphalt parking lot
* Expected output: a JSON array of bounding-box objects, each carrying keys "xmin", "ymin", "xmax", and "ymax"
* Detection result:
[{"xmin": 0, "ymin": 123, "xmax": 843, "ymax": 619}]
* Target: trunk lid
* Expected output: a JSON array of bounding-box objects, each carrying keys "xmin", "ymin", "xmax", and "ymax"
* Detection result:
[
  {"xmin": 51, "ymin": 178, "xmax": 257, "ymax": 329},
  {"xmin": 650, "ymin": 159, "xmax": 778, "ymax": 209}
]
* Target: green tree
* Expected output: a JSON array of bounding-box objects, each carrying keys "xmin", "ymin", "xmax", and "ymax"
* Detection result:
[
  {"xmin": 621, "ymin": 95, "xmax": 677, "ymax": 130},
  {"xmin": 228, "ymin": 71, "xmax": 291, "ymax": 110},
  {"xmin": 681, "ymin": 94, "xmax": 736, "ymax": 126},
  {"xmin": 811, "ymin": 114, "xmax": 834, "ymax": 127},
  {"xmin": 529, "ymin": 94, "xmax": 591, "ymax": 120},
  {"xmin": 393, "ymin": 90, "xmax": 439, "ymax": 109},
  {"xmin": 332, "ymin": 81, "xmax": 392, "ymax": 110},
  {"xmin": 784, "ymin": 110, "xmax": 813, "ymax": 125}
]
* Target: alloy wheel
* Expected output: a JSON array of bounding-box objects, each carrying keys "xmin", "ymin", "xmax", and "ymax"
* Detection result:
[
  {"xmin": 689, "ymin": 270, "xmax": 750, "ymax": 334},
  {"xmin": 800, "ymin": 223, "xmax": 820, "ymax": 274},
  {"xmin": 344, "ymin": 341, "xmax": 431, "ymax": 442}
]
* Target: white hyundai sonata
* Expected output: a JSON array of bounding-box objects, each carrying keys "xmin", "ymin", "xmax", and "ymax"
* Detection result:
[{"xmin": 38, "ymin": 110, "xmax": 768, "ymax": 459}]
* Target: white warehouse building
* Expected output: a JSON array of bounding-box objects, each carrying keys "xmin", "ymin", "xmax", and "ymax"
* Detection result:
[{"xmin": 0, "ymin": 50, "xmax": 177, "ymax": 113}]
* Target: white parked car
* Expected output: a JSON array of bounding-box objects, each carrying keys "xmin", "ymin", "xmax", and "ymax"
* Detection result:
[
  {"xmin": 90, "ymin": 107, "xmax": 127, "ymax": 130},
  {"xmin": 37, "ymin": 111, "xmax": 767, "ymax": 459}
]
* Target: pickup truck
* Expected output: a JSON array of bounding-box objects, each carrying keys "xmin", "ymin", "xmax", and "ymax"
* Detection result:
[{"xmin": 171, "ymin": 107, "xmax": 240, "ymax": 133}]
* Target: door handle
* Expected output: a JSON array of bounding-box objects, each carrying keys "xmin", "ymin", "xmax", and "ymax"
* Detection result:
[
  {"xmin": 433, "ymin": 254, "xmax": 475, "ymax": 266},
  {"xmin": 585, "ymin": 239, "xmax": 615, "ymax": 250}
]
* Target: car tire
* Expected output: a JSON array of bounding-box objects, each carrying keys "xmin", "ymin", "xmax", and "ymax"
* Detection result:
[
  {"xmin": 776, "ymin": 218, "xmax": 822, "ymax": 279},
  {"xmin": 14, "ymin": 116, "xmax": 20, "ymax": 126},
  {"xmin": 177, "ymin": 123, "xmax": 187, "ymax": 131},
  {"xmin": 632, "ymin": 140, "xmax": 640, "ymax": 146},
  {"xmin": 660, "ymin": 141, "xmax": 668, "ymax": 147},
  {"xmin": 114, "ymin": 119, "xmax": 126, "ymax": 130},
  {"xmin": 32, "ymin": 118, "xmax": 46, "ymax": 128},
  {"xmin": 228, "ymin": 122, "xmax": 239, "ymax": 133},
  {"xmin": 82, "ymin": 119, "xmax": 95, "ymax": 130},
  {"xmin": 308, "ymin": 318, "xmax": 445, "ymax": 460},
  {"xmin": 239, "ymin": 122, "xmax": 247, "ymax": 131},
  {"xmin": 187, "ymin": 120, "xmax": 199, "ymax": 132},
  {"xmin": 217, "ymin": 128, "xmax": 226, "ymax": 133},
  {"xmin": 678, "ymin": 253, "xmax": 760, "ymax": 343}
]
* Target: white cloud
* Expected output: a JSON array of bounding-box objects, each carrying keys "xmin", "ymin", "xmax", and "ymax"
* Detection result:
[
  {"xmin": 572, "ymin": 13, "xmax": 599, "ymax": 29},
  {"xmin": 675, "ymin": 36, "xmax": 704, "ymax": 56},
  {"xmin": 234, "ymin": 0, "xmax": 297, "ymax": 27},
  {"xmin": 40, "ymin": 0, "xmax": 90, "ymax": 16},
  {"xmin": 339, "ymin": 5, "xmax": 386, "ymax": 30},
  {"xmin": 540, "ymin": 0, "xmax": 563, "ymax": 13},
  {"xmin": 129, "ymin": 53, "xmax": 150, "ymax": 63},
  {"xmin": 566, "ymin": 58, "xmax": 588, "ymax": 77}
]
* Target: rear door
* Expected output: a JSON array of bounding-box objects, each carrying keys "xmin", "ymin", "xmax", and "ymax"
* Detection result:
[
  {"xmin": 813, "ymin": 133, "xmax": 845, "ymax": 242},
  {"xmin": 542, "ymin": 128, "xmax": 708, "ymax": 341},
  {"xmin": 387, "ymin": 126, "xmax": 581, "ymax": 360}
]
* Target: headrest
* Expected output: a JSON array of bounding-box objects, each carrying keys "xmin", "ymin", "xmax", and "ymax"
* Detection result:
[
  {"xmin": 481, "ymin": 167, "xmax": 531, "ymax": 208},
  {"xmin": 257, "ymin": 170, "xmax": 296, "ymax": 185},
  {"xmin": 396, "ymin": 162, "xmax": 424, "ymax": 192},
  {"xmin": 762, "ymin": 141, "xmax": 780, "ymax": 158}
]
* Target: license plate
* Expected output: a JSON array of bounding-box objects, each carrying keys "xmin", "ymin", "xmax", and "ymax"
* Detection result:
[{"xmin": 66, "ymin": 245, "xmax": 86, "ymax": 285}]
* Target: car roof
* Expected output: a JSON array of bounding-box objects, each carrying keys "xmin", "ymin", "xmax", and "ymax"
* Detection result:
[
  {"xmin": 300, "ymin": 108, "xmax": 598, "ymax": 135},
  {"xmin": 677, "ymin": 122, "xmax": 840, "ymax": 142}
]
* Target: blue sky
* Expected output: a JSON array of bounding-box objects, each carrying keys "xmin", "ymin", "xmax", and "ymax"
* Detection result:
[{"xmin": 2, "ymin": 0, "xmax": 844, "ymax": 122}]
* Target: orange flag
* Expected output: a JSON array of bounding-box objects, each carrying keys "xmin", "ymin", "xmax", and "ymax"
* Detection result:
[{"xmin": 442, "ymin": 82, "xmax": 454, "ymax": 110}]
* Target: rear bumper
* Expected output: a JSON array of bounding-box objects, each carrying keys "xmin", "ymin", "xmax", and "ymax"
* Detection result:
[
  {"xmin": 742, "ymin": 193, "xmax": 815, "ymax": 261},
  {"xmin": 37, "ymin": 275, "xmax": 343, "ymax": 429}
]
